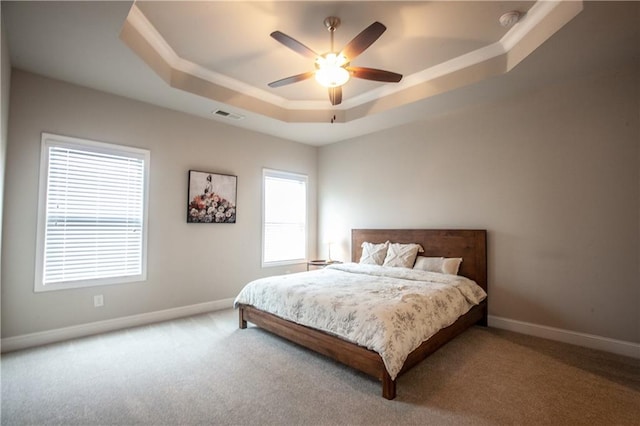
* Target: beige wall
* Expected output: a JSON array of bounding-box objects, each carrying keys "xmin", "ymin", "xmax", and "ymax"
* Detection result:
[
  {"xmin": 1, "ymin": 70, "xmax": 317, "ymax": 338},
  {"xmin": 1, "ymin": 11, "xmax": 638, "ymax": 348},
  {"xmin": 318, "ymin": 62, "xmax": 639, "ymax": 343},
  {"xmin": 1, "ymin": 11, "xmax": 11, "ymax": 327}
]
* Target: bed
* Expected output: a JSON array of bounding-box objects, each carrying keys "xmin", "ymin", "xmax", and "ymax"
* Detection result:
[{"xmin": 236, "ymin": 229, "xmax": 488, "ymax": 400}]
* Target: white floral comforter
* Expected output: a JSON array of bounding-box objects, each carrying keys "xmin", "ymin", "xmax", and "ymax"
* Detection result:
[{"xmin": 234, "ymin": 263, "xmax": 487, "ymax": 380}]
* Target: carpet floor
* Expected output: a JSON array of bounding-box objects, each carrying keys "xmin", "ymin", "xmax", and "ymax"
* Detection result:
[{"xmin": 1, "ymin": 308, "xmax": 639, "ymax": 425}]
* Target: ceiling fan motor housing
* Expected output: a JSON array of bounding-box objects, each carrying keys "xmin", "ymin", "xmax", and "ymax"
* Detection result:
[{"xmin": 324, "ymin": 16, "xmax": 341, "ymax": 32}]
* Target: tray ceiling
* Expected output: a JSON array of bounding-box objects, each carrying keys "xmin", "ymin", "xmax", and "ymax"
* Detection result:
[{"xmin": 3, "ymin": 1, "xmax": 602, "ymax": 144}]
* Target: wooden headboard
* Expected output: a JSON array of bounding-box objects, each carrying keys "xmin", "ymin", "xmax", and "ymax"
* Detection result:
[{"xmin": 351, "ymin": 229, "xmax": 487, "ymax": 292}]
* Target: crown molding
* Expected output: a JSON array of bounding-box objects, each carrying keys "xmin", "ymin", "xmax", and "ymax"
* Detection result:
[{"xmin": 120, "ymin": 1, "xmax": 583, "ymax": 122}]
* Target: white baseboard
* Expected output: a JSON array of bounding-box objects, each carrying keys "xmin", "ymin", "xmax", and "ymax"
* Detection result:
[
  {"xmin": 488, "ymin": 315, "xmax": 640, "ymax": 359},
  {"xmin": 4, "ymin": 306, "xmax": 638, "ymax": 359},
  {"xmin": 1, "ymin": 298, "xmax": 236, "ymax": 353}
]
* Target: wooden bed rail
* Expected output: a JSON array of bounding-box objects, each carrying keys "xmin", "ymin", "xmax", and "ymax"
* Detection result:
[
  {"xmin": 239, "ymin": 303, "xmax": 397, "ymax": 399},
  {"xmin": 239, "ymin": 300, "xmax": 487, "ymax": 399}
]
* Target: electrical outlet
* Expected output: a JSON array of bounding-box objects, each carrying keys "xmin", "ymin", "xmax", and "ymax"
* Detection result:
[{"xmin": 93, "ymin": 294, "xmax": 104, "ymax": 307}]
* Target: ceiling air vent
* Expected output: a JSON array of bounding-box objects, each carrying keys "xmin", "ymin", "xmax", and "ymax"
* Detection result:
[{"xmin": 212, "ymin": 109, "xmax": 245, "ymax": 120}]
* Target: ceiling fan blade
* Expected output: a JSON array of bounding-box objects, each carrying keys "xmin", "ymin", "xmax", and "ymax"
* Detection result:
[
  {"xmin": 340, "ymin": 22, "xmax": 386, "ymax": 61},
  {"xmin": 268, "ymin": 71, "xmax": 315, "ymax": 88},
  {"xmin": 328, "ymin": 86, "xmax": 342, "ymax": 106},
  {"xmin": 347, "ymin": 66, "xmax": 402, "ymax": 83},
  {"xmin": 270, "ymin": 31, "xmax": 318, "ymax": 59}
]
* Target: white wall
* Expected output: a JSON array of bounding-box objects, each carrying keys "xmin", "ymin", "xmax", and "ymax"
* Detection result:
[
  {"xmin": 318, "ymin": 61, "xmax": 639, "ymax": 343},
  {"xmin": 1, "ymin": 70, "xmax": 317, "ymax": 338}
]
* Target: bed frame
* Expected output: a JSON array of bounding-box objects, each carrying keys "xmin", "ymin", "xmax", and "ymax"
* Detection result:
[{"xmin": 238, "ymin": 229, "xmax": 488, "ymax": 400}]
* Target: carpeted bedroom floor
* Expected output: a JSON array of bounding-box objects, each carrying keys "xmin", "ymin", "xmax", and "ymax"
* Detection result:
[{"xmin": 2, "ymin": 308, "xmax": 639, "ymax": 425}]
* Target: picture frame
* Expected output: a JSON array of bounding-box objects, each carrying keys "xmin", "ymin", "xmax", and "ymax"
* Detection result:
[{"xmin": 187, "ymin": 170, "xmax": 237, "ymax": 223}]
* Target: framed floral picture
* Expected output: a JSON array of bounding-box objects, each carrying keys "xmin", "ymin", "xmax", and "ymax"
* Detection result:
[{"xmin": 187, "ymin": 170, "xmax": 237, "ymax": 223}]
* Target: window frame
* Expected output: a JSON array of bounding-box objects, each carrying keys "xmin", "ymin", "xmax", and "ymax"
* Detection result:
[
  {"xmin": 261, "ymin": 168, "xmax": 308, "ymax": 268},
  {"xmin": 34, "ymin": 132, "xmax": 150, "ymax": 292}
]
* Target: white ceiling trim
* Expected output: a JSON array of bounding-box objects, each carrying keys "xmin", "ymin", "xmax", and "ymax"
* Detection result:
[
  {"xmin": 341, "ymin": 0, "xmax": 571, "ymax": 109},
  {"xmin": 502, "ymin": 0, "xmax": 561, "ymax": 51},
  {"xmin": 123, "ymin": 0, "xmax": 582, "ymax": 118},
  {"xmin": 125, "ymin": 2, "xmax": 554, "ymax": 111},
  {"xmin": 125, "ymin": 4, "xmax": 288, "ymax": 107}
]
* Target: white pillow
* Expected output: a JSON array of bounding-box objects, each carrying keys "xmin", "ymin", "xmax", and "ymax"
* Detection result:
[
  {"xmin": 359, "ymin": 241, "xmax": 389, "ymax": 265},
  {"xmin": 414, "ymin": 256, "xmax": 463, "ymax": 275},
  {"xmin": 382, "ymin": 243, "xmax": 424, "ymax": 268}
]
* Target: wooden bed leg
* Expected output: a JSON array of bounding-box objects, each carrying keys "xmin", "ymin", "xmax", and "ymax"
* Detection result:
[
  {"xmin": 239, "ymin": 307, "xmax": 247, "ymax": 329},
  {"xmin": 478, "ymin": 303, "xmax": 488, "ymax": 327},
  {"xmin": 478, "ymin": 315, "xmax": 488, "ymax": 327},
  {"xmin": 382, "ymin": 372, "xmax": 396, "ymax": 400}
]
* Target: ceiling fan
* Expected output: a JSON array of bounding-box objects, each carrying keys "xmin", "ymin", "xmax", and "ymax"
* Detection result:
[{"xmin": 268, "ymin": 17, "xmax": 403, "ymax": 106}]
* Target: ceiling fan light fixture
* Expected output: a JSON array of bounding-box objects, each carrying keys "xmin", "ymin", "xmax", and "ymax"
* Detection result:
[
  {"xmin": 268, "ymin": 18, "xmax": 401, "ymax": 104},
  {"xmin": 315, "ymin": 53, "xmax": 350, "ymax": 88},
  {"xmin": 315, "ymin": 66, "xmax": 350, "ymax": 88}
]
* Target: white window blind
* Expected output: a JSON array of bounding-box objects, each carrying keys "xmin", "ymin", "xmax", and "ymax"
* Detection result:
[
  {"xmin": 35, "ymin": 133, "xmax": 149, "ymax": 291},
  {"xmin": 262, "ymin": 169, "xmax": 307, "ymax": 266}
]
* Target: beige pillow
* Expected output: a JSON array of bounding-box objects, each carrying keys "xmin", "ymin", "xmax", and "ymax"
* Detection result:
[
  {"xmin": 414, "ymin": 256, "xmax": 463, "ymax": 275},
  {"xmin": 413, "ymin": 256, "xmax": 444, "ymax": 272},
  {"xmin": 359, "ymin": 241, "xmax": 390, "ymax": 265},
  {"xmin": 382, "ymin": 243, "xmax": 424, "ymax": 268},
  {"xmin": 442, "ymin": 257, "xmax": 463, "ymax": 275}
]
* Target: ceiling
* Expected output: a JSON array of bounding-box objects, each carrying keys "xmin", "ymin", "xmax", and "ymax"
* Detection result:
[{"xmin": 2, "ymin": 1, "xmax": 638, "ymax": 145}]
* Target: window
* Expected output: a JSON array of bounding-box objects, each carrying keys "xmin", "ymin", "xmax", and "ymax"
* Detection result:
[
  {"xmin": 34, "ymin": 133, "xmax": 150, "ymax": 292},
  {"xmin": 262, "ymin": 168, "xmax": 307, "ymax": 266}
]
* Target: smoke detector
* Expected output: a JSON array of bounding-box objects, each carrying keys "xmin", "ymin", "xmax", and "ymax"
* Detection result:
[{"xmin": 499, "ymin": 11, "xmax": 522, "ymax": 27}]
